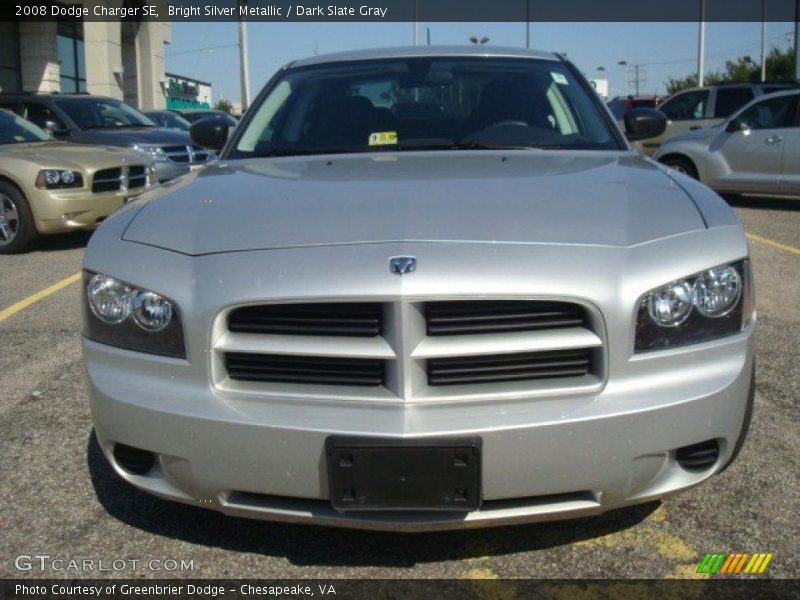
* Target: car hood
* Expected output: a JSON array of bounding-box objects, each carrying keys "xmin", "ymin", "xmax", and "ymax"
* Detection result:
[
  {"xmin": 0, "ymin": 141, "xmax": 148, "ymax": 169},
  {"xmin": 76, "ymin": 128, "xmax": 191, "ymax": 146},
  {"xmin": 122, "ymin": 151, "xmax": 705, "ymax": 255}
]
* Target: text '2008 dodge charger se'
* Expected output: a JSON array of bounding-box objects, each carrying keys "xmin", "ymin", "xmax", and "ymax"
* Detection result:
[{"xmin": 82, "ymin": 47, "xmax": 755, "ymax": 531}]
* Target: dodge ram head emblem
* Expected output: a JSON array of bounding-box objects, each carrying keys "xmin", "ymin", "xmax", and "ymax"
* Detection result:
[{"xmin": 390, "ymin": 256, "xmax": 416, "ymax": 275}]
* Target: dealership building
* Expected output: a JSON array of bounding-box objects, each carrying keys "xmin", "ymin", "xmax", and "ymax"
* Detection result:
[{"xmin": 0, "ymin": 6, "xmax": 171, "ymax": 110}]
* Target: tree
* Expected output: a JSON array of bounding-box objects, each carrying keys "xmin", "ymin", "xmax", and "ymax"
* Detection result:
[
  {"xmin": 214, "ymin": 99, "xmax": 234, "ymax": 114},
  {"xmin": 665, "ymin": 45, "xmax": 795, "ymax": 95}
]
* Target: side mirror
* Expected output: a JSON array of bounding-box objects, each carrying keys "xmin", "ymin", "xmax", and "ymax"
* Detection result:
[
  {"xmin": 44, "ymin": 120, "xmax": 68, "ymax": 139},
  {"xmin": 624, "ymin": 108, "xmax": 667, "ymax": 141},
  {"xmin": 725, "ymin": 119, "xmax": 744, "ymax": 133},
  {"xmin": 190, "ymin": 117, "xmax": 230, "ymax": 152}
]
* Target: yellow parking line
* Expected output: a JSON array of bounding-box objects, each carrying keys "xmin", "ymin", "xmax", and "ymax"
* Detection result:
[
  {"xmin": 0, "ymin": 272, "xmax": 81, "ymax": 323},
  {"xmin": 747, "ymin": 233, "xmax": 800, "ymax": 256}
]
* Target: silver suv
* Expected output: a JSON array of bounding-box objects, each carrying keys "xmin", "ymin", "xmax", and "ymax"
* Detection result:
[
  {"xmin": 81, "ymin": 47, "xmax": 755, "ymax": 531},
  {"xmin": 632, "ymin": 81, "xmax": 797, "ymax": 155}
]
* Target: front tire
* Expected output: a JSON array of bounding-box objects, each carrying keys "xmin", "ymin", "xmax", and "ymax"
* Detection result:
[
  {"xmin": 661, "ymin": 156, "xmax": 699, "ymax": 180},
  {"xmin": 0, "ymin": 182, "xmax": 37, "ymax": 254}
]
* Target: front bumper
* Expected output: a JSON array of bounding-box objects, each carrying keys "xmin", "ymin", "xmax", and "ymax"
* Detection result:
[
  {"xmin": 83, "ymin": 228, "xmax": 754, "ymax": 531},
  {"xmin": 85, "ymin": 326, "xmax": 754, "ymax": 532},
  {"xmin": 31, "ymin": 188, "xmax": 143, "ymax": 235}
]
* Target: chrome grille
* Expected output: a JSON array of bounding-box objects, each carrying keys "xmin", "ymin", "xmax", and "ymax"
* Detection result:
[
  {"xmin": 213, "ymin": 300, "xmax": 605, "ymax": 401},
  {"xmin": 92, "ymin": 165, "xmax": 147, "ymax": 194},
  {"xmin": 163, "ymin": 145, "xmax": 210, "ymax": 165}
]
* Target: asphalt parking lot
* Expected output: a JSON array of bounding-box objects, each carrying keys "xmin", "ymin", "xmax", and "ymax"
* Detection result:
[{"xmin": 0, "ymin": 196, "xmax": 798, "ymax": 580}]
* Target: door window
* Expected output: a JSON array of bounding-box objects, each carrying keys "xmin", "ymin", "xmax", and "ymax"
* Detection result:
[
  {"xmin": 660, "ymin": 90, "xmax": 710, "ymax": 121},
  {"xmin": 733, "ymin": 95, "xmax": 799, "ymax": 130},
  {"xmin": 714, "ymin": 87, "xmax": 755, "ymax": 118},
  {"xmin": 21, "ymin": 102, "xmax": 66, "ymax": 131}
]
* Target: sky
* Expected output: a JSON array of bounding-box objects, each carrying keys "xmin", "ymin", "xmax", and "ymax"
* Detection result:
[{"xmin": 166, "ymin": 21, "xmax": 798, "ymax": 105}]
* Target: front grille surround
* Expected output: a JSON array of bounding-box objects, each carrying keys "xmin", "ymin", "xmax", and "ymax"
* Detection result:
[
  {"xmin": 92, "ymin": 165, "xmax": 147, "ymax": 194},
  {"xmin": 212, "ymin": 299, "xmax": 607, "ymax": 403}
]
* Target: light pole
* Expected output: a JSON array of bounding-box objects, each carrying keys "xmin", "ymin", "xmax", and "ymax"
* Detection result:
[
  {"xmin": 697, "ymin": 0, "xmax": 707, "ymax": 87},
  {"xmin": 618, "ymin": 60, "xmax": 628, "ymax": 96},
  {"xmin": 761, "ymin": 0, "xmax": 768, "ymax": 81},
  {"xmin": 237, "ymin": 0, "xmax": 251, "ymax": 111},
  {"xmin": 525, "ymin": 0, "xmax": 531, "ymax": 49}
]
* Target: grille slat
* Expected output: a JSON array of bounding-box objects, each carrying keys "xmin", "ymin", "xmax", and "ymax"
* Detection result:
[
  {"xmin": 229, "ymin": 303, "xmax": 382, "ymax": 337},
  {"xmin": 428, "ymin": 349, "xmax": 593, "ymax": 386},
  {"xmin": 426, "ymin": 301, "xmax": 585, "ymax": 335},
  {"xmin": 226, "ymin": 352, "xmax": 384, "ymax": 386}
]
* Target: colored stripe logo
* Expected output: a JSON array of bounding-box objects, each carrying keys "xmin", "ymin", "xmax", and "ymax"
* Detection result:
[{"xmin": 697, "ymin": 553, "xmax": 773, "ymax": 574}]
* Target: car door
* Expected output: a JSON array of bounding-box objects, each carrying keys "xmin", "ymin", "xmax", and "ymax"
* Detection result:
[
  {"xmin": 637, "ymin": 89, "xmax": 712, "ymax": 155},
  {"xmin": 708, "ymin": 93, "xmax": 798, "ymax": 194},
  {"xmin": 779, "ymin": 96, "xmax": 800, "ymax": 195}
]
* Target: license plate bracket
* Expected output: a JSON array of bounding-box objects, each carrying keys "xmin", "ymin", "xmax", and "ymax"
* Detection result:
[{"xmin": 326, "ymin": 436, "xmax": 481, "ymax": 511}]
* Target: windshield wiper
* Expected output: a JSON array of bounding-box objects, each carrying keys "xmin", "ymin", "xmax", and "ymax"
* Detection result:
[
  {"xmin": 256, "ymin": 148, "xmax": 366, "ymax": 157},
  {"xmin": 449, "ymin": 142, "xmax": 545, "ymax": 151}
]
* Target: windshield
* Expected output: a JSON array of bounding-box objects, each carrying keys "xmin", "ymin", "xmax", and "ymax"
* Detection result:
[
  {"xmin": 54, "ymin": 97, "xmax": 157, "ymax": 130},
  {"xmin": 0, "ymin": 110, "xmax": 51, "ymax": 144},
  {"xmin": 148, "ymin": 111, "xmax": 191, "ymax": 131},
  {"xmin": 232, "ymin": 57, "xmax": 619, "ymax": 158}
]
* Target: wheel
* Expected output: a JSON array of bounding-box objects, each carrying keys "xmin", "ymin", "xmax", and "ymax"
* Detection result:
[
  {"xmin": 661, "ymin": 156, "xmax": 698, "ymax": 180},
  {"xmin": 0, "ymin": 182, "xmax": 38, "ymax": 254}
]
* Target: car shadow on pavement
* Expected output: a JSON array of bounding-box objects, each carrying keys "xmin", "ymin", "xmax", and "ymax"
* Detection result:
[
  {"xmin": 35, "ymin": 230, "xmax": 94, "ymax": 252},
  {"xmin": 87, "ymin": 430, "xmax": 659, "ymax": 568},
  {"xmin": 723, "ymin": 195, "xmax": 800, "ymax": 212}
]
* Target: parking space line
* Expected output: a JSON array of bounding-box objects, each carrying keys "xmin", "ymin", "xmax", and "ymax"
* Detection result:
[
  {"xmin": 0, "ymin": 272, "xmax": 81, "ymax": 323},
  {"xmin": 747, "ymin": 233, "xmax": 800, "ymax": 256}
]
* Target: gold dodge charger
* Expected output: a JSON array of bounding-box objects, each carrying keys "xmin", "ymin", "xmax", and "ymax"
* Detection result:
[{"xmin": 0, "ymin": 110, "xmax": 155, "ymax": 253}]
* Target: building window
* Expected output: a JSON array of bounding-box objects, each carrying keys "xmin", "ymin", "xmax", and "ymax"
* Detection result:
[
  {"xmin": 0, "ymin": 22, "xmax": 21, "ymax": 93},
  {"xmin": 57, "ymin": 22, "xmax": 86, "ymax": 93}
]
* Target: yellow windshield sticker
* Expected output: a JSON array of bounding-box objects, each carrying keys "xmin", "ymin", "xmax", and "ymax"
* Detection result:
[{"xmin": 368, "ymin": 131, "xmax": 398, "ymax": 146}]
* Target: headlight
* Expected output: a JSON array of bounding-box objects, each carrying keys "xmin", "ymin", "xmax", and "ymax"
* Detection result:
[
  {"xmin": 132, "ymin": 144, "xmax": 168, "ymax": 162},
  {"xmin": 635, "ymin": 260, "xmax": 752, "ymax": 353},
  {"xmin": 83, "ymin": 272, "xmax": 185, "ymax": 358},
  {"xmin": 35, "ymin": 169, "xmax": 83, "ymax": 189}
]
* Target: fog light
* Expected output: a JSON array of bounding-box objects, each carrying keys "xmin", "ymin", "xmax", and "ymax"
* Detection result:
[
  {"xmin": 113, "ymin": 443, "xmax": 156, "ymax": 475},
  {"xmin": 675, "ymin": 440, "xmax": 719, "ymax": 471}
]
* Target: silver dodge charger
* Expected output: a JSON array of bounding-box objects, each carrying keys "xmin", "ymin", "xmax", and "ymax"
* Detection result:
[{"xmin": 82, "ymin": 47, "xmax": 755, "ymax": 531}]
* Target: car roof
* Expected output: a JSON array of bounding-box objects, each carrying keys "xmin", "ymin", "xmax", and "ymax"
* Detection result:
[
  {"xmin": 748, "ymin": 87, "xmax": 800, "ymax": 100},
  {"xmin": 291, "ymin": 45, "xmax": 561, "ymax": 68}
]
